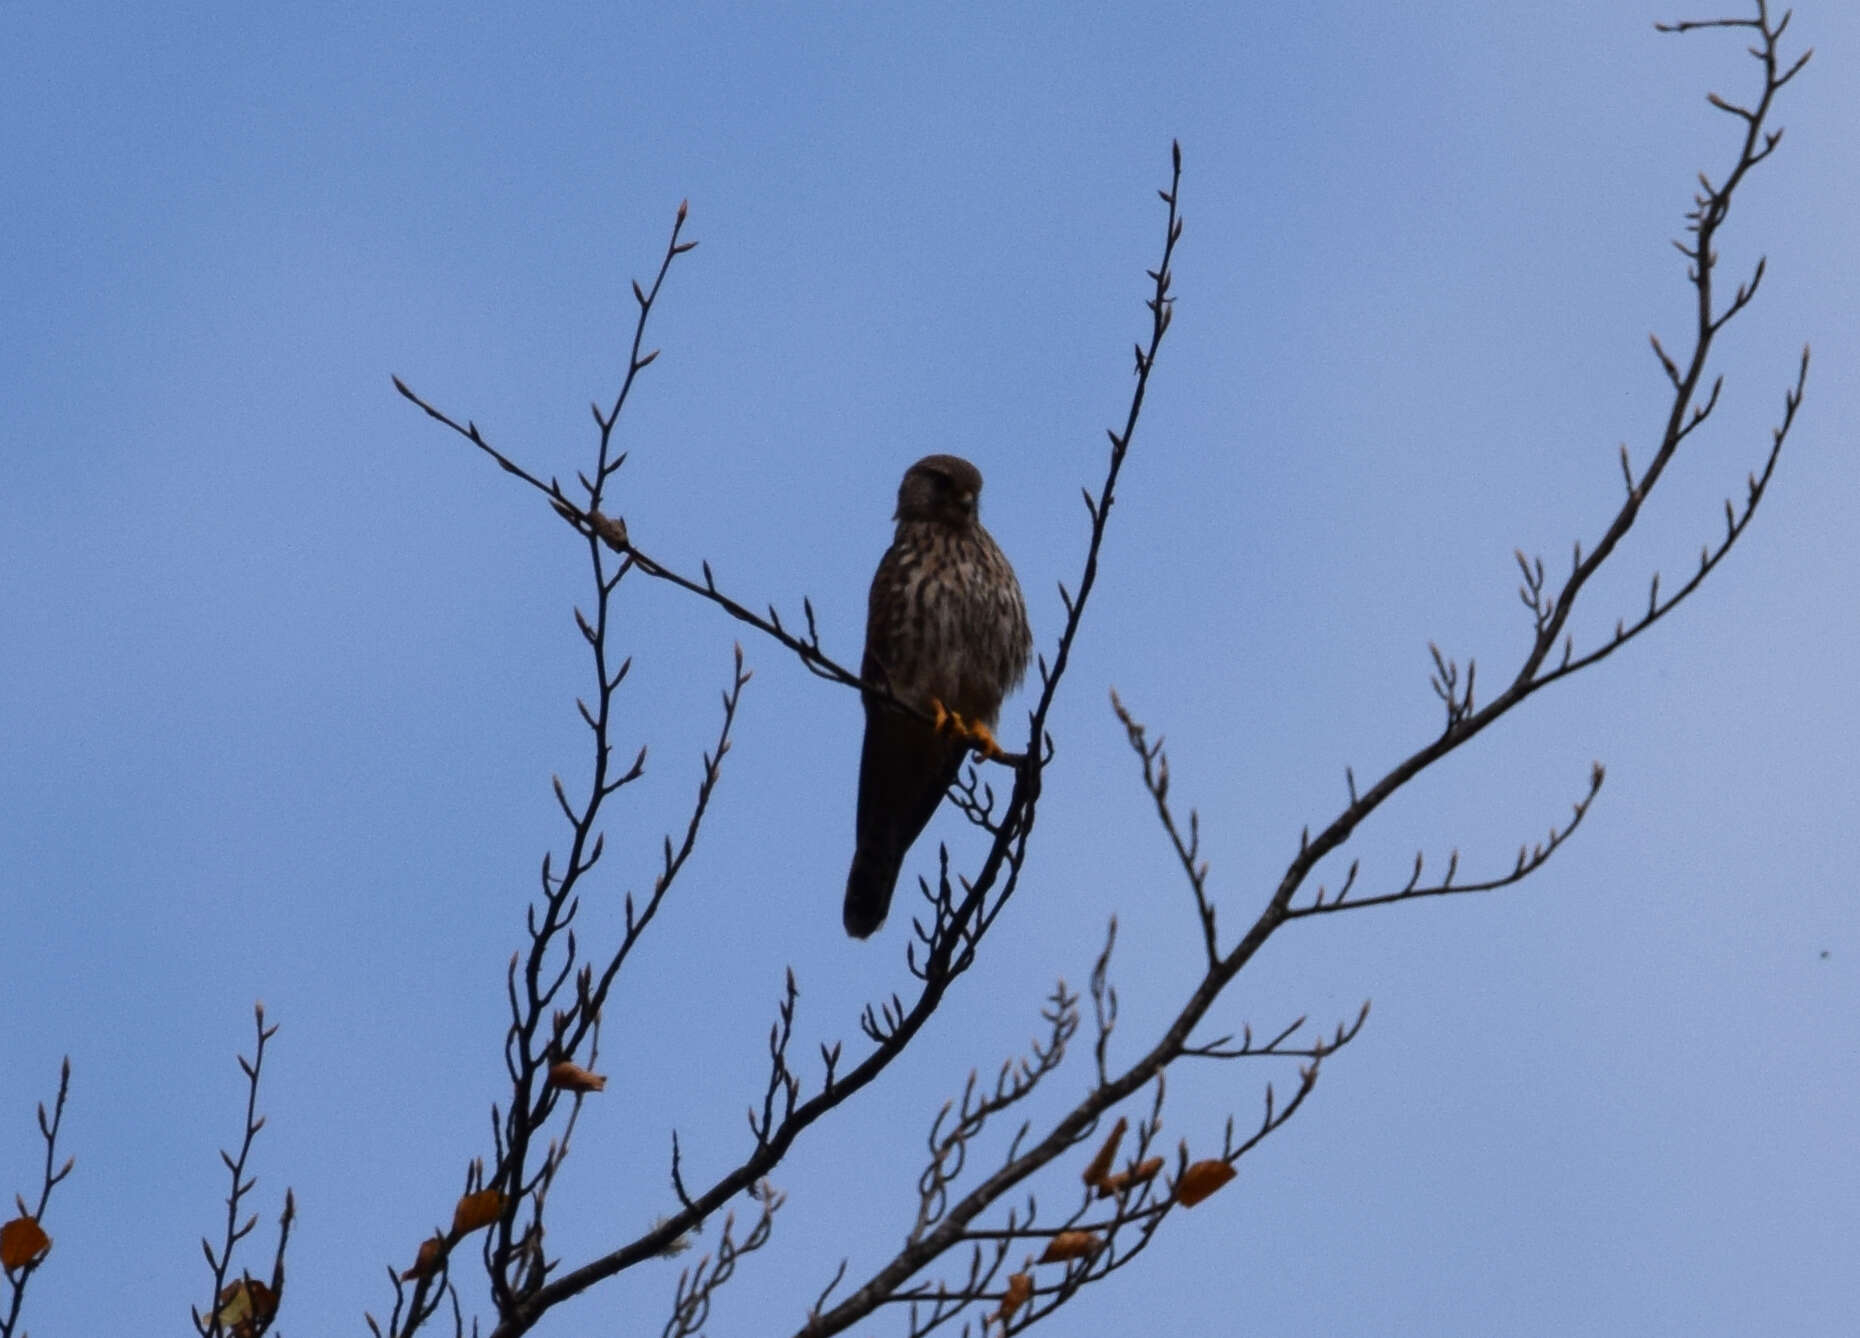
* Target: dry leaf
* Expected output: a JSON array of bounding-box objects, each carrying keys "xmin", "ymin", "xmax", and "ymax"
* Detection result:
[
  {"xmin": 1096, "ymin": 1155, "xmax": 1165, "ymax": 1198},
  {"xmin": 1037, "ymin": 1230, "xmax": 1100, "ymax": 1264},
  {"xmin": 451, "ymin": 1188, "xmax": 505, "ymax": 1237},
  {"xmin": 0, "ymin": 1215, "xmax": 50, "ymax": 1272},
  {"xmin": 400, "ymin": 1235, "xmax": 445, "ymax": 1282},
  {"xmin": 994, "ymin": 1271, "xmax": 1033, "ymax": 1323},
  {"xmin": 1080, "ymin": 1116, "xmax": 1127, "ymax": 1190},
  {"xmin": 1173, "ymin": 1158, "xmax": 1237, "ymax": 1207},
  {"xmin": 548, "ymin": 1061, "xmax": 607, "ymax": 1093},
  {"xmin": 215, "ymin": 1277, "xmax": 279, "ymax": 1338}
]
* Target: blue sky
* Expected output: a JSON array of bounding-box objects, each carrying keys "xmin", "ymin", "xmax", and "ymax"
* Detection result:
[{"xmin": 3, "ymin": 4, "xmax": 1855, "ymax": 1335}]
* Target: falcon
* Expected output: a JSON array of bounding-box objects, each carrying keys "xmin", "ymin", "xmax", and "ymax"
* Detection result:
[{"xmin": 843, "ymin": 455, "xmax": 1031, "ymax": 938}]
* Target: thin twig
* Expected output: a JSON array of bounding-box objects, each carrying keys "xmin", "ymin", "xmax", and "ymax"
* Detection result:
[{"xmin": 1, "ymin": 1059, "xmax": 73, "ymax": 1338}]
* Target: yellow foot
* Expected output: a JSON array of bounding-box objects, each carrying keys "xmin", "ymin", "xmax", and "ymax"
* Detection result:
[
  {"xmin": 964, "ymin": 718, "xmax": 1007, "ymax": 761},
  {"xmin": 929, "ymin": 699, "xmax": 1007, "ymax": 761}
]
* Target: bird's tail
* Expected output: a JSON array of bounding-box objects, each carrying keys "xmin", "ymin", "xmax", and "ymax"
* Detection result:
[{"xmin": 843, "ymin": 847, "xmax": 902, "ymax": 938}]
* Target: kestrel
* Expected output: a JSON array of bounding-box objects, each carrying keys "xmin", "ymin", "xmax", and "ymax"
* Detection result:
[{"xmin": 843, "ymin": 455, "xmax": 1032, "ymax": 938}]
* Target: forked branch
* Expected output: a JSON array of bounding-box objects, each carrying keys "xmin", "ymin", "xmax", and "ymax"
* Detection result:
[
  {"xmin": 194, "ymin": 1004, "xmax": 294, "ymax": 1338},
  {"xmin": 1, "ymin": 1059, "xmax": 73, "ymax": 1338},
  {"xmin": 387, "ymin": 6, "xmax": 1807, "ymax": 1332}
]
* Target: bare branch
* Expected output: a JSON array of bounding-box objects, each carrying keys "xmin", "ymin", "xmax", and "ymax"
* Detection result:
[
  {"xmin": 661, "ymin": 1182, "xmax": 785, "ymax": 1338},
  {"xmin": 1291, "ymin": 763, "xmax": 1607, "ymax": 918},
  {"xmin": 1110, "ymin": 691, "xmax": 1219, "ymax": 968},
  {"xmin": 193, "ymin": 1005, "xmax": 292, "ymax": 1338},
  {"xmin": 484, "ymin": 141, "xmax": 1186, "ymax": 1338},
  {"xmin": 1180, "ymin": 1003, "xmax": 1371, "ymax": 1062},
  {"xmin": 909, "ymin": 981, "xmax": 1080, "ymax": 1244},
  {"xmin": 1, "ymin": 1059, "xmax": 73, "ymax": 1338},
  {"xmin": 384, "ymin": 10, "xmax": 1808, "ymax": 1328}
]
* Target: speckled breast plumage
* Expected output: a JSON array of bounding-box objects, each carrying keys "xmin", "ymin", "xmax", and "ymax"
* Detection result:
[{"xmin": 865, "ymin": 518, "xmax": 1030, "ymax": 725}]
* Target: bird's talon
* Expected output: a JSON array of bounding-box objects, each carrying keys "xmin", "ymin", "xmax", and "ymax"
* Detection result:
[
  {"xmin": 929, "ymin": 700, "xmax": 1003, "ymax": 759},
  {"xmin": 966, "ymin": 720, "xmax": 1006, "ymax": 761},
  {"xmin": 929, "ymin": 699, "xmax": 972, "ymax": 738}
]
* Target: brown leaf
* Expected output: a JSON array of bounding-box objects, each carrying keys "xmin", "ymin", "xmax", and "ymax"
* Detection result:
[
  {"xmin": 1173, "ymin": 1158, "xmax": 1237, "ymax": 1207},
  {"xmin": 215, "ymin": 1277, "xmax": 279, "ymax": 1338},
  {"xmin": 1037, "ymin": 1230, "xmax": 1100, "ymax": 1264},
  {"xmin": 1080, "ymin": 1116, "xmax": 1127, "ymax": 1190},
  {"xmin": 548, "ymin": 1061, "xmax": 608, "ymax": 1093},
  {"xmin": 993, "ymin": 1271, "xmax": 1033, "ymax": 1323},
  {"xmin": 451, "ymin": 1188, "xmax": 505, "ymax": 1237},
  {"xmin": 0, "ymin": 1215, "xmax": 50, "ymax": 1272},
  {"xmin": 399, "ymin": 1235, "xmax": 445, "ymax": 1282},
  {"xmin": 1096, "ymin": 1155, "xmax": 1165, "ymax": 1198}
]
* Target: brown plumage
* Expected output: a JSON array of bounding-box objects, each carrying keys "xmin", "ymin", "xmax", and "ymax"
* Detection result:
[{"xmin": 844, "ymin": 455, "xmax": 1031, "ymax": 938}]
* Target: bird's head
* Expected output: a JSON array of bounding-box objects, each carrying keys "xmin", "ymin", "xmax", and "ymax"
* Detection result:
[{"xmin": 895, "ymin": 454, "xmax": 984, "ymax": 527}]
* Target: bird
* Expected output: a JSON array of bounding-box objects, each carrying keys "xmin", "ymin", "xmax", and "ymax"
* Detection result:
[{"xmin": 843, "ymin": 454, "xmax": 1032, "ymax": 938}]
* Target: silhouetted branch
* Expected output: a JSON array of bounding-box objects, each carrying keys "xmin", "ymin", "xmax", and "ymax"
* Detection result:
[
  {"xmin": 812, "ymin": 994, "xmax": 1344, "ymax": 1338},
  {"xmin": 1, "ymin": 1059, "xmax": 73, "ymax": 1338},
  {"xmin": 1088, "ymin": 919, "xmax": 1120, "ymax": 1088},
  {"xmin": 1292, "ymin": 763, "xmax": 1607, "ymax": 917},
  {"xmin": 194, "ymin": 1004, "xmax": 292, "ymax": 1338},
  {"xmin": 662, "ymin": 1182, "xmax": 785, "ymax": 1338},
  {"xmin": 395, "ymin": 148, "xmax": 1182, "ymax": 1338},
  {"xmin": 470, "ymin": 644, "xmax": 748, "ymax": 1323},
  {"xmin": 1179, "ymin": 1002, "xmax": 1371, "ymax": 1062},
  {"xmin": 1231, "ymin": 0, "xmax": 1807, "ymax": 984},
  {"xmin": 1111, "ymin": 690, "xmax": 1219, "ymax": 969},
  {"xmin": 1516, "ymin": 2, "xmax": 1809, "ymax": 693},
  {"xmin": 749, "ymin": 970, "xmax": 805, "ymax": 1152},
  {"xmin": 401, "ymin": 385, "xmax": 1025, "ymax": 774},
  {"xmin": 810, "ymin": 11, "xmax": 1808, "ymax": 1330},
  {"xmin": 910, "ymin": 981, "xmax": 1080, "ymax": 1244},
  {"xmin": 470, "ymin": 141, "xmax": 1186, "ymax": 1338},
  {"xmin": 385, "ymin": 6, "xmax": 1808, "ymax": 1331}
]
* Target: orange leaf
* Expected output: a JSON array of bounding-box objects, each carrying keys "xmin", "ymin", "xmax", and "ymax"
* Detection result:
[
  {"xmin": 215, "ymin": 1276, "xmax": 279, "ymax": 1338},
  {"xmin": 400, "ymin": 1235, "xmax": 445, "ymax": 1282},
  {"xmin": 0, "ymin": 1215, "xmax": 50, "ymax": 1272},
  {"xmin": 1080, "ymin": 1116, "xmax": 1127, "ymax": 1190},
  {"xmin": 994, "ymin": 1271, "xmax": 1033, "ymax": 1323},
  {"xmin": 451, "ymin": 1188, "xmax": 505, "ymax": 1237},
  {"xmin": 548, "ymin": 1061, "xmax": 607, "ymax": 1093},
  {"xmin": 1095, "ymin": 1155, "xmax": 1165, "ymax": 1199},
  {"xmin": 1037, "ymin": 1230, "xmax": 1100, "ymax": 1264},
  {"xmin": 1173, "ymin": 1158, "xmax": 1237, "ymax": 1207}
]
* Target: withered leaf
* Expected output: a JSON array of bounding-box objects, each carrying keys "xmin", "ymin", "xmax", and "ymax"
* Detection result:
[
  {"xmin": 1037, "ymin": 1230, "xmax": 1100, "ymax": 1264},
  {"xmin": 400, "ymin": 1235, "xmax": 445, "ymax": 1282},
  {"xmin": 1080, "ymin": 1116, "xmax": 1128, "ymax": 1190},
  {"xmin": 0, "ymin": 1215, "xmax": 50, "ymax": 1272},
  {"xmin": 451, "ymin": 1188, "xmax": 505, "ymax": 1237},
  {"xmin": 548, "ymin": 1061, "xmax": 608, "ymax": 1093},
  {"xmin": 1096, "ymin": 1155, "xmax": 1165, "ymax": 1198},
  {"xmin": 1173, "ymin": 1158, "xmax": 1237, "ymax": 1207},
  {"xmin": 994, "ymin": 1271, "xmax": 1033, "ymax": 1323}
]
